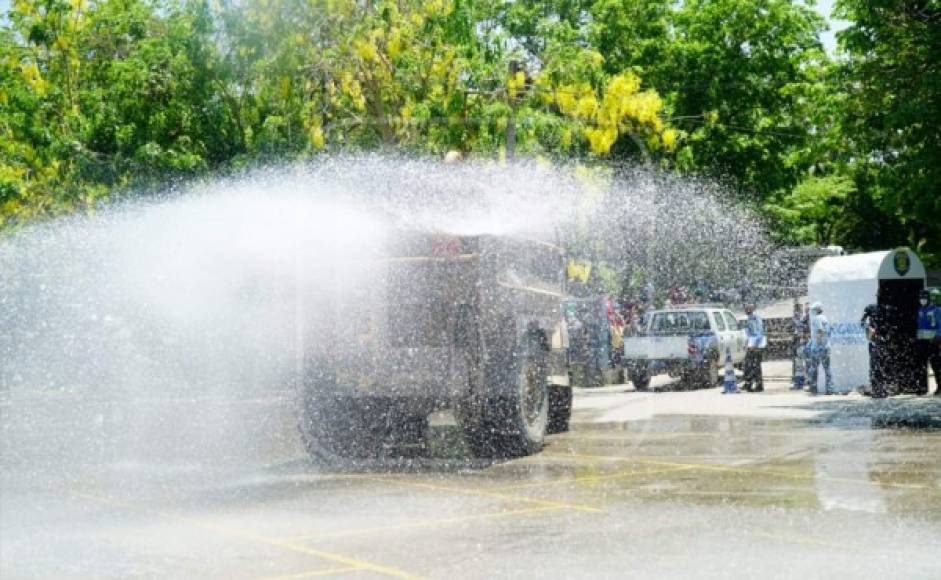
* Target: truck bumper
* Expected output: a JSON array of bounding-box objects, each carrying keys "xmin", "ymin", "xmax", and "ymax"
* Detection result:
[{"xmin": 627, "ymin": 358, "xmax": 699, "ymax": 374}]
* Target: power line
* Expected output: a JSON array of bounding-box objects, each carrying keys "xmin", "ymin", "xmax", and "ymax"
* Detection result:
[
  {"xmin": 670, "ymin": 117, "xmax": 806, "ymax": 139},
  {"xmin": 463, "ymin": 82, "xmax": 811, "ymax": 140},
  {"xmin": 318, "ymin": 112, "xmax": 809, "ymax": 142}
]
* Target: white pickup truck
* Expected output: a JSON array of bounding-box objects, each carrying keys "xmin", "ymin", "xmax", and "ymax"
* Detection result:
[{"xmin": 622, "ymin": 307, "xmax": 747, "ymax": 390}]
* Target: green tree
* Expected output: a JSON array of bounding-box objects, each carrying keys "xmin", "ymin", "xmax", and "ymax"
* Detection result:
[
  {"xmin": 496, "ymin": 0, "xmax": 830, "ymax": 190},
  {"xmin": 4, "ymin": 0, "xmax": 933, "ymax": 272},
  {"xmin": 764, "ymin": 173, "xmax": 856, "ymax": 245},
  {"xmin": 834, "ymin": 0, "xmax": 941, "ymax": 266},
  {"xmin": 1, "ymin": 0, "xmax": 234, "ymax": 226},
  {"xmin": 655, "ymin": 0, "xmax": 828, "ymax": 197}
]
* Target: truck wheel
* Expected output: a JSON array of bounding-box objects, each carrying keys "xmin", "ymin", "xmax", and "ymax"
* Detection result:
[
  {"xmin": 629, "ymin": 367, "xmax": 651, "ymax": 391},
  {"xmin": 678, "ymin": 370, "xmax": 698, "ymax": 390},
  {"xmin": 460, "ymin": 336, "xmax": 548, "ymax": 458},
  {"xmin": 547, "ymin": 387, "xmax": 573, "ymax": 434},
  {"xmin": 699, "ymin": 354, "xmax": 719, "ymax": 388}
]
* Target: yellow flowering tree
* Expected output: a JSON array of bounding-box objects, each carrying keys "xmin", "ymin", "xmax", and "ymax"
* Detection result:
[{"xmin": 547, "ymin": 71, "xmax": 676, "ymax": 157}]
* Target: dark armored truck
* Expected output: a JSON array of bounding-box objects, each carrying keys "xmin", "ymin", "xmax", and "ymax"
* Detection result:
[{"xmin": 299, "ymin": 232, "xmax": 573, "ymax": 460}]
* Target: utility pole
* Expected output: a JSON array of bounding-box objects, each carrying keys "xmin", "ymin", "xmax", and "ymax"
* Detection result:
[
  {"xmin": 506, "ymin": 111, "xmax": 516, "ymax": 162},
  {"xmin": 506, "ymin": 60, "xmax": 520, "ymax": 162}
]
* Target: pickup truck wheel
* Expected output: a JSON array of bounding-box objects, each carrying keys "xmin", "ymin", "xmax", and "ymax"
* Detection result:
[
  {"xmin": 700, "ymin": 354, "xmax": 720, "ymax": 388},
  {"xmin": 678, "ymin": 370, "xmax": 698, "ymax": 390},
  {"xmin": 547, "ymin": 386, "xmax": 573, "ymax": 434},
  {"xmin": 460, "ymin": 336, "xmax": 548, "ymax": 458},
  {"xmin": 629, "ymin": 368, "xmax": 651, "ymax": 391}
]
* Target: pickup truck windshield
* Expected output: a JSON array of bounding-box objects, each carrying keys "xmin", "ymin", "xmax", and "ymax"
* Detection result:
[{"xmin": 650, "ymin": 311, "xmax": 711, "ymax": 334}]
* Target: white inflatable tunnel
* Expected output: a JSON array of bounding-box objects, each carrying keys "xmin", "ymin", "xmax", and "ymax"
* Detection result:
[{"xmin": 807, "ymin": 249, "xmax": 926, "ymax": 393}]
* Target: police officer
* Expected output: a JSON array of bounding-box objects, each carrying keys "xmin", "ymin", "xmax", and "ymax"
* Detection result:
[
  {"xmin": 742, "ymin": 304, "xmax": 764, "ymax": 393},
  {"xmin": 916, "ymin": 289, "xmax": 941, "ymax": 396},
  {"xmin": 861, "ymin": 292, "xmax": 898, "ymax": 398},
  {"xmin": 934, "ymin": 289, "xmax": 941, "ymax": 395},
  {"xmin": 807, "ymin": 302, "xmax": 833, "ymax": 395},
  {"xmin": 791, "ymin": 301, "xmax": 809, "ymax": 390}
]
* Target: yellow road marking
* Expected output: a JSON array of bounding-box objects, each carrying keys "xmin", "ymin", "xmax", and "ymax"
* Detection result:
[
  {"xmin": 69, "ymin": 492, "xmax": 421, "ymax": 580},
  {"xmin": 543, "ymin": 452, "xmax": 929, "ymax": 490},
  {"xmin": 754, "ymin": 531, "xmax": 861, "ymax": 552},
  {"xmin": 285, "ymin": 506, "xmax": 562, "ymax": 542},
  {"xmin": 261, "ymin": 566, "xmax": 361, "ymax": 579},
  {"xmin": 355, "ymin": 475, "xmax": 604, "ymax": 513},
  {"xmin": 490, "ymin": 465, "xmax": 696, "ymax": 491}
]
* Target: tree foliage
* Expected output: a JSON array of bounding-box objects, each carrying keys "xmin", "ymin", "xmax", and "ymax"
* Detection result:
[
  {"xmin": 1, "ymin": 0, "xmax": 674, "ymax": 229},
  {"xmin": 833, "ymin": 0, "xmax": 941, "ymax": 266},
  {"xmin": 0, "ymin": 0, "xmax": 938, "ymax": 266},
  {"xmin": 763, "ymin": 173, "xmax": 856, "ymax": 245}
]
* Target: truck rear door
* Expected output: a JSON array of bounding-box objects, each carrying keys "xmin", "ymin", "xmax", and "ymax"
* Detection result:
[
  {"xmin": 624, "ymin": 311, "xmax": 705, "ymax": 360},
  {"xmin": 622, "ymin": 336, "xmax": 690, "ymax": 360}
]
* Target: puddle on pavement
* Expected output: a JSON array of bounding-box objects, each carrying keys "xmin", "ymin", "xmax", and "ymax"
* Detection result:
[
  {"xmin": 233, "ymin": 412, "xmax": 941, "ymax": 521},
  {"xmin": 395, "ymin": 415, "xmax": 941, "ymax": 519},
  {"xmin": 7, "ymin": 399, "xmax": 940, "ymax": 522}
]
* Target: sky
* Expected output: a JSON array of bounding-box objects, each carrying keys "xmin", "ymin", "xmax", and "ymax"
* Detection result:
[
  {"xmin": 0, "ymin": 0, "xmax": 849, "ymax": 52},
  {"xmin": 816, "ymin": 0, "xmax": 850, "ymax": 54}
]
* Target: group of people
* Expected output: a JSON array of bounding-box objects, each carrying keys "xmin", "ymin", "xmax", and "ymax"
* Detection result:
[
  {"xmin": 861, "ymin": 288, "xmax": 941, "ymax": 397},
  {"xmin": 737, "ymin": 301, "xmax": 834, "ymax": 395},
  {"xmin": 790, "ymin": 302, "xmax": 835, "ymax": 394},
  {"xmin": 787, "ymin": 288, "xmax": 941, "ymax": 396},
  {"xmin": 565, "ymin": 296, "xmax": 633, "ymax": 387}
]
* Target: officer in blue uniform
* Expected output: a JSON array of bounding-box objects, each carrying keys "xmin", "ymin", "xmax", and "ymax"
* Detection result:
[
  {"xmin": 916, "ymin": 289, "xmax": 941, "ymax": 396},
  {"xmin": 807, "ymin": 302, "xmax": 833, "ymax": 395},
  {"xmin": 742, "ymin": 304, "xmax": 764, "ymax": 392}
]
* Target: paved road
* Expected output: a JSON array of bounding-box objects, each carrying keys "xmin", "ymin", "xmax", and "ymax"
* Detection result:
[{"xmin": 3, "ymin": 372, "xmax": 941, "ymax": 579}]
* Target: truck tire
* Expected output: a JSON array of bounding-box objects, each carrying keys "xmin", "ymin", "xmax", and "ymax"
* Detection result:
[
  {"xmin": 629, "ymin": 365, "xmax": 651, "ymax": 391},
  {"xmin": 699, "ymin": 353, "xmax": 719, "ymax": 388},
  {"xmin": 678, "ymin": 370, "xmax": 699, "ymax": 390},
  {"xmin": 547, "ymin": 386, "xmax": 573, "ymax": 434},
  {"xmin": 460, "ymin": 335, "xmax": 549, "ymax": 458}
]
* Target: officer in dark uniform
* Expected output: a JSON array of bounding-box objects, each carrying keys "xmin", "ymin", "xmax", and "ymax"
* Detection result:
[
  {"xmin": 791, "ymin": 301, "xmax": 809, "ymax": 390},
  {"xmin": 742, "ymin": 304, "xmax": 765, "ymax": 392},
  {"xmin": 861, "ymin": 294, "xmax": 899, "ymax": 398}
]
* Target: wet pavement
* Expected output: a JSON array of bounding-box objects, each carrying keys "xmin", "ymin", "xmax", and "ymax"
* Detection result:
[{"xmin": 3, "ymin": 368, "xmax": 941, "ymax": 579}]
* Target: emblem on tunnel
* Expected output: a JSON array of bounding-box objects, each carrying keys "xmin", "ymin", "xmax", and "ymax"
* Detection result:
[{"xmin": 893, "ymin": 249, "xmax": 910, "ymax": 276}]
